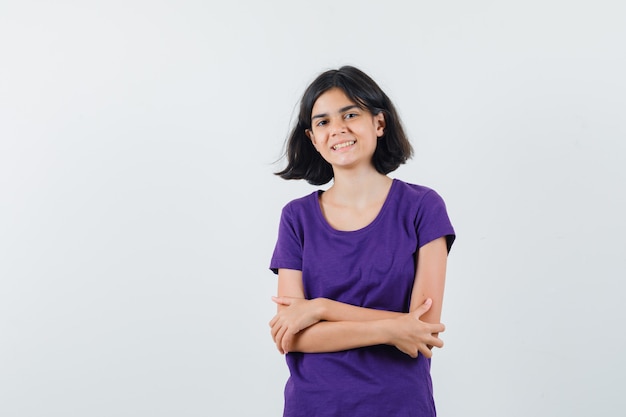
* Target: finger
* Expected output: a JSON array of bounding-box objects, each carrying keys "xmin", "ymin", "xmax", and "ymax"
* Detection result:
[
  {"xmin": 270, "ymin": 324, "xmax": 277, "ymax": 341},
  {"xmin": 428, "ymin": 323, "xmax": 445, "ymax": 334},
  {"xmin": 282, "ymin": 332, "xmax": 294, "ymax": 354},
  {"xmin": 398, "ymin": 344, "xmax": 419, "ymax": 358},
  {"xmin": 274, "ymin": 325, "xmax": 287, "ymax": 348},
  {"xmin": 275, "ymin": 338, "xmax": 284, "ymax": 354},
  {"xmin": 429, "ymin": 336, "xmax": 444, "ymax": 349},
  {"xmin": 269, "ymin": 316, "xmax": 278, "ymax": 327},
  {"xmin": 419, "ymin": 345, "xmax": 433, "ymax": 359},
  {"xmin": 271, "ymin": 296, "xmax": 292, "ymax": 306},
  {"xmin": 400, "ymin": 346, "xmax": 417, "ymax": 358},
  {"xmin": 270, "ymin": 320, "xmax": 283, "ymax": 340},
  {"xmin": 412, "ymin": 298, "xmax": 432, "ymax": 318},
  {"xmin": 273, "ymin": 326, "xmax": 284, "ymax": 353},
  {"xmin": 429, "ymin": 331, "xmax": 444, "ymax": 348}
]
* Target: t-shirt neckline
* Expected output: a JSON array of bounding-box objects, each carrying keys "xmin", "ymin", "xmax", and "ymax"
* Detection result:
[{"xmin": 313, "ymin": 178, "xmax": 398, "ymax": 235}]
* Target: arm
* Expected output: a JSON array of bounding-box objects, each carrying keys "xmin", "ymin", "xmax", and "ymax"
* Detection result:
[
  {"xmin": 273, "ymin": 269, "xmax": 403, "ymax": 321},
  {"xmin": 280, "ymin": 300, "xmax": 441, "ymax": 357},
  {"xmin": 270, "ymin": 268, "xmax": 403, "ymax": 352},
  {"xmin": 409, "ymin": 236, "xmax": 449, "ymax": 339},
  {"xmin": 269, "ymin": 268, "xmax": 444, "ymax": 356}
]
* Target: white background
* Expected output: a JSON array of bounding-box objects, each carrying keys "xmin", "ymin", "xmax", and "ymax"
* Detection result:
[{"xmin": 1, "ymin": 1, "xmax": 625, "ymax": 416}]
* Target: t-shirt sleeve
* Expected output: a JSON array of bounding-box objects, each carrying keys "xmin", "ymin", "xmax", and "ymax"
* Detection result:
[
  {"xmin": 415, "ymin": 189, "xmax": 456, "ymax": 252},
  {"xmin": 269, "ymin": 204, "xmax": 303, "ymax": 274}
]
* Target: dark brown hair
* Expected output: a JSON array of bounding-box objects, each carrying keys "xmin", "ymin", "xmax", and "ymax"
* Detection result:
[{"xmin": 275, "ymin": 65, "xmax": 413, "ymax": 185}]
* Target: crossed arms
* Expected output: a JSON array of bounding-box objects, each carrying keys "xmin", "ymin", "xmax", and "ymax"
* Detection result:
[{"xmin": 269, "ymin": 236, "xmax": 449, "ymax": 358}]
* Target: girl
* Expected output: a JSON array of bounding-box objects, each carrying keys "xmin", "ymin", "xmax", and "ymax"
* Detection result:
[{"xmin": 269, "ymin": 65, "xmax": 455, "ymax": 417}]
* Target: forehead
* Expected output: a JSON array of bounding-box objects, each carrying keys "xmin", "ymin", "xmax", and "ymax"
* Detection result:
[{"xmin": 311, "ymin": 88, "xmax": 357, "ymax": 114}]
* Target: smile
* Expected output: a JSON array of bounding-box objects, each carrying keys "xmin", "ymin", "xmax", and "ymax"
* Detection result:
[{"xmin": 332, "ymin": 140, "xmax": 355, "ymax": 150}]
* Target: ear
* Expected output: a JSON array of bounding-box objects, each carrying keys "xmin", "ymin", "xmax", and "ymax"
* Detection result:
[
  {"xmin": 306, "ymin": 129, "xmax": 317, "ymax": 147},
  {"xmin": 374, "ymin": 112, "xmax": 386, "ymax": 137}
]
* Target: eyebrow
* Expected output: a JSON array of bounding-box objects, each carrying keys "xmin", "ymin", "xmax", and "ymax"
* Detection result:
[{"xmin": 311, "ymin": 105, "xmax": 361, "ymax": 120}]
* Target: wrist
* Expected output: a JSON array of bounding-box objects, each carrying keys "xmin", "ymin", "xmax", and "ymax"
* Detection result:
[
  {"xmin": 314, "ymin": 298, "xmax": 329, "ymax": 321},
  {"xmin": 381, "ymin": 314, "xmax": 408, "ymax": 346},
  {"xmin": 374, "ymin": 318, "xmax": 396, "ymax": 346}
]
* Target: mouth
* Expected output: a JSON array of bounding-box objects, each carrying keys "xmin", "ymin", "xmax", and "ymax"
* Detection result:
[{"xmin": 332, "ymin": 140, "xmax": 356, "ymax": 150}]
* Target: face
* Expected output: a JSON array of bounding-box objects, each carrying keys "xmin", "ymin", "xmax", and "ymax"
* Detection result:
[{"xmin": 306, "ymin": 88, "xmax": 385, "ymax": 171}]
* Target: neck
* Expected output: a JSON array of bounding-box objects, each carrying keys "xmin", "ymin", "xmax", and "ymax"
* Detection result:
[{"xmin": 327, "ymin": 166, "xmax": 392, "ymax": 206}]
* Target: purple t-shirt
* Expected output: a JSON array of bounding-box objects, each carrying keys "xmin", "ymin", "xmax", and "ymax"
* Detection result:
[{"xmin": 269, "ymin": 179, "xmax": 455, "ymax": 417}]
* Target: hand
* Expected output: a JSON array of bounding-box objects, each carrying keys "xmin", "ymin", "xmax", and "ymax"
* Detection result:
[
  {"xmin": 269, "ymin": 296, "xmax": 323, "ymax": 354},
  {"xmin": 388, "ymin": 298, "xmax": 445, "ymax": 358}
]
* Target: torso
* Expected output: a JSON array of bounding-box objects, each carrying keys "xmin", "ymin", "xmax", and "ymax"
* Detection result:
[{"xmin": 270, "ymin": 178, "xmax": 454, "ymax": 417}]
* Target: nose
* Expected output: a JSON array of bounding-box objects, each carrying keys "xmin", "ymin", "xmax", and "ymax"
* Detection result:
[{"xmin": 329, "ymin": 116, "xmax": 347, "ymax": 135}]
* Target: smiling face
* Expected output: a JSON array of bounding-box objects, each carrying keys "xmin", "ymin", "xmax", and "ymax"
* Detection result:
[{"xmin": 306, "ymin": 88, "xmax": 385, "ymax": 172}]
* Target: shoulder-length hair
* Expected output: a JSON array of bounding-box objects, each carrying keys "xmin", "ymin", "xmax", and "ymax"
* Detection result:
[{"xmin": 275, "ymin": 65, "xmax": 413, "ymax": 185}]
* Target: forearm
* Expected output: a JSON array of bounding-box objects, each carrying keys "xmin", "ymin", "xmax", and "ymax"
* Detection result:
[
  {"xmin": 287, "ymin": 302, "xmax": 444, "ymax": 357},
  {"xmin": 317, "ymin": 298, "xmax": 403, "ymax": 322},
  {"xmin": 288, "ymin": 319, "xmax": 392, "ymax": 353}
]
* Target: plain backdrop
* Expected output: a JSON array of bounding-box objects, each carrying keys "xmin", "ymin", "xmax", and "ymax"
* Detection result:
[{"xmin": 1, "ymin": 1, "xmax": 625, "ymax": 416}]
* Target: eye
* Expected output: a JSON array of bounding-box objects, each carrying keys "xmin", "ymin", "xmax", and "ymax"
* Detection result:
[
  {"xmin": 344, "ymin": 112, "xmax": 359, "ymax": 120},
  {"xmin": 315, "ymin": 119, "xmax": 328, "ymax": 127}
]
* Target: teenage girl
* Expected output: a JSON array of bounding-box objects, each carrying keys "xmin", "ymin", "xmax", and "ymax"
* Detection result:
[{"xmin": 269, "ymin": 65, "xmax": 455, "ymax": 417}]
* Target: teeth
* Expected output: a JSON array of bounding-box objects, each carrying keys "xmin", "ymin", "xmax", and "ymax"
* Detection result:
[{"xmin": 332, "ymin": 141, "xmax": 355, "ymax": 150}]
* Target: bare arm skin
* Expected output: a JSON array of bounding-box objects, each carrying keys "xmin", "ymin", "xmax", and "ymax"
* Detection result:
[
  {"xmin": 269, "ymin": 237, "xmax": 449, "ymax": 357},
  {"xmin": 269, "ymin": 269, "xmax": 407, "ymax": 354},
  {"xmin": 409, "ymin": 236, "xmax": 449, "ymax": 336}
]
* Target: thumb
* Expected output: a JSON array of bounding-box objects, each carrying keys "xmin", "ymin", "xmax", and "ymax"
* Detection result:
[
  {"xmin": 412, "ymin": 298, "xmax": 432, "ymax": 318},
  {"xmin": 271, "ymin": 296, "xmax": 293, "ymax": 306}
]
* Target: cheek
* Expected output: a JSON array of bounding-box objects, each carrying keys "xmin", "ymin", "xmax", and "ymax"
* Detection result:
[
  {"xmin": 309, "ymin": 130, "xmax": 326, "ymax": 146},
  {"xmin": 309, "ymin": 135, "xmax": 323, "ymax": 152}
]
